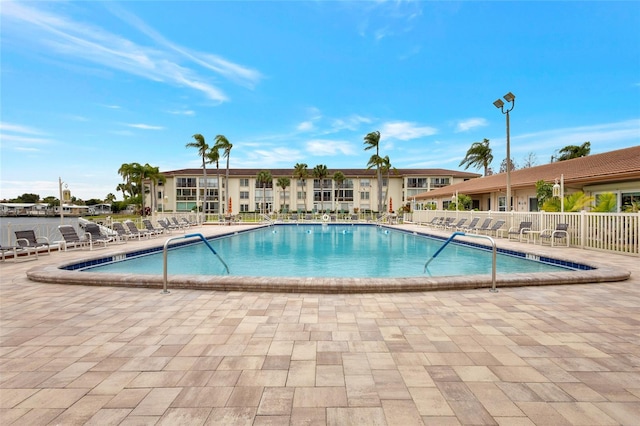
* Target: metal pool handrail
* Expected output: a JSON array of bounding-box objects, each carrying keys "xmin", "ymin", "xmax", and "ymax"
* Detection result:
[
  {"xmin": 162, "ymin": 233, "xmax": 230, "ymax": 294},
  {"xmin": 424, "ymin": 231, "xmax": 498, "ymax": 293}
]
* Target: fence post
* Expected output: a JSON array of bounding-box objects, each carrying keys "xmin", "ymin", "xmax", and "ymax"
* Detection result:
[{"xmin": 580, "ymin": 210, "xmax": 586, "ymax": 249}]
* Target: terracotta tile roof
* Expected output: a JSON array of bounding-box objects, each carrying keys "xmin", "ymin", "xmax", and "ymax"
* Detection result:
[
  {"xmin": 415, "ymin": 145, "xmax": 640, "ymax": 199},
  {"xmin": 161, "ymin": 168, "xmax": 481, "ymax": 179}
]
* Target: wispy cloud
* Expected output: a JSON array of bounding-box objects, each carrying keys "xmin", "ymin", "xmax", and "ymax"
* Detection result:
[
  {"xmin": 330, "ymin": 115, "xmax": 372, "ymax": 132},
  {"xmin": 167, "ymin": 109, "xmax": 195, "ymax": 116},
  {"xmin": 380, "ymin": 121, "xmax": 437, "ymax": 140},
  {"xmin": 0, "ymin": 122, "xmax": 44, "ymax": 135},
  {"xmin": 239, "ymin": 146, "xmax": 302, "ymax": 168},
  {"xmin": 0, "ymin": 122, "xmax": 51, "ymax": 151},
  {"xmin": 125, "ymin": 123, "xmax": 164, "ymax": 130},
  {"xmin": 1, "ymin": 2, "xmax": 262, "ymax": 102},
  {"xmin": 455, "ymin": 118, "xmax": 488, "ymax": 133},
  {"xmin": 297, "ymin": 121, "xmax": 315, "ymax": 132},
  {"xmin": 306, "ymin": 139, "xmax": 357, "ymax": 156}
]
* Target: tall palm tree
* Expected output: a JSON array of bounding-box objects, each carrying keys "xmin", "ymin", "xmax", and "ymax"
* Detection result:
[
  {"xmin": 277, "ymin": 176, "xmax": 291, "ymax": 213},
  {"xmin": 186, "ymin": 134, "xmax": 209, "ymax": 215},
  {"xmin": 364, "ymin": 130, "xmax": 383, "ymax": 213},
  {"xmin": 313, "ymin": 164, "xmax": 328, "ymax": 212},
  {"xmin": 379, "ymin": 156, "xmax": 395, "ymax": 211},
  {"xmin": 118, "ymin": 162, "xmax": 138, "ymax": 199},
  {"xmin": 214, "ymin": 135, "xmax": 233, "ymax": 213},
  {"xmin": 459, "ymin": 138, "xmax": 493, "ymax": 176},
  {"xmin": 256, "ymin": 170, "xmax": 273, "ymax": 214},
  {"xmin": 553, "ymin": 141, "xmax": 591, "ymax": 162},
  {"xmin": 143, "ymin": 164, "xmax": 165, "ymax": 213},
  {"xmin": 333, "ymin": 171, "xmax": 345, "ymax": 212},
  {"xmin": 293, "ymin": 163, "xmax": 309, "ymax": 212},
  {"xmin": 206, "ymin": 146, "xmax": 221, "ymax": 215}
]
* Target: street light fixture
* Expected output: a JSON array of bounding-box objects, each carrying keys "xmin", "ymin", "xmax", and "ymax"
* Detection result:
[
  {"xmin": 553, "ymin": 174, "xmax": 564, "ymax": 213},
  {"xmin": 493, "ymin": 91, "xmax": 516, "ymax": 211}
]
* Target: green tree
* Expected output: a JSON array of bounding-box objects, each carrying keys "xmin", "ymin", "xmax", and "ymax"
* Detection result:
[
  {"xmin": 459, "ymin": 138, "xmax": 493, "ymax": 176},
  {"xmin": 293, "ymin": 163, "xmax": 309, "ymax": 212},
  {"xmin": 498, "ymin": 157, "xmax": 517, "ymax": 173},
  {"xmin": 105, "ymin": 193, "xmax": 116, "ymax": 203},
  {"xmin": 186, "ymin": 134, "xmax": 209, "ymax": 215},
  {"xmin": 552, "ymin": 141, "xmax": 591, "ymax": 162},
  {"xmin": 142, "ymin": 164, "xmax": 165, "ymax": 213},
  {"xmin": 364, "ymin": 130, "xmax": 383, "ymax": 212},
  {"xmin": 15, "ymin": 193, "xmax": 40, "ymax": 203},
  {"xmin": 593, "ymin": 192, "xmax": 617, "ymax": 212},
  {"xmin": 214, "ymin": 135, "xmax": 233, "ymax": 213},
  {"xmin": 313, "ymin": 164, "xmax": 329, "ymax": 212},
  {"xmin": 205, "ymin": 146, "xmax": 221, "ymax": 215},
  {"xmin": 277, "ymin": 177, "xmax": 291, "ymax": 213},
  {"xmin": 332, "ymin": 171, "xmax": 345, "ymax": 212},
  {"xmin": 256, "ymin": 170, "xmax": 273, "ymax": 214},
  {"xmin": 542, "ymin": 191, "xmax": 594, "ymax": 212},
  {"xmin": 118, "ymin": 162, "xmax": 140, "ymax": 199},
  {"xmin": 535, "ymin": 180, "xmax": 554, "ymax": 209}
]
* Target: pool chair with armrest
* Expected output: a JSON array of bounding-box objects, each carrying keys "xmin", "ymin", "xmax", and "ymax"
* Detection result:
[
  {"xmin": 111, "ymin": 222, "xmax": 132, "ymax": 242},
  {"xmin": 507, "ymin": 221, "xmax": 532, "ymax": 241},
  {"xmin": 436, "ymin": 217, "xmax": 455, "ymax": 229},
  {"xmin": 467, "ymin": 218, "xmax": 493, "ymax": 234},
  {"xmin": 83, "ymin": 223, "xmax": 114, "ymax": 248},
  {"xmin": 14, "ymin": 229, "xmax": 51, "ymax": 255},
  {"xmin": 171, "ymin": 217, "xmax": 189, "ymax": 229},
  {"xmin": 458, "ymin": 217, "xmax": 479, "ymax": 232},
  {"xmin": 158, "ymin": 218, "xmax": 184, "ymax": 233},
  {"xmin": 539, "ymin": 223, "xmax": 570, "ymax": 247},
  {"xmin": 142, "ymin": 219, "xmax": 164, "ymax": 236},
  {"xmin": 124, "ymin": 220, "xmax": 152, "ymax": 240},
  {"xmin": 58, "ymin": 225, "xmax": 92, "ymax": 250},
  {"xmin": 180, "ymin": 217, "xmax": 195, "ymax": 227}
]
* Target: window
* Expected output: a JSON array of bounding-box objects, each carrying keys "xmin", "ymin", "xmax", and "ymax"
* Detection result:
[
  {"xmin": 240, "ymin": 204, "xmax": 250, "ymax": 212},
  {"xmin": 198, "ymin": 177, "xmax": 218, "ymax": 188},
  {"xmin": 361, "ymin": 192, "xmax": 370, "ymax": 200},
  {"xmin": 407, "ymin": 178, "xmax": 428, "ymax": 188},
  {"xmin": 621, "ymin": 191, "xmax": 639, "ymax": 212},
  {"xmin": 360, "ymin": 179, "xmax": 370, "ymax": 187},
  {"xmin": 240, "ymin": 191, "xmax": 249, "ymax": 200},
  {"xmin": 240, "ymin": 178, "xmax": 249, "ymax": 187},
  {"xmin": 297, "ymin": 191, "xmax": 306, "ymax": 200},
  {"xmin": 431, "ymin": 177, "xmax": 450, "ymax": 188},
  {"xmin": 176, "ymin": 178, "xmax": 196, "ymax": 188}
]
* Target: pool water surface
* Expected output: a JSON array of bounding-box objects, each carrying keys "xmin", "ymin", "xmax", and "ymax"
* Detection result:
[{"xmin": 84, "ymin": 224, "xmax": 573, "ymax": 278}]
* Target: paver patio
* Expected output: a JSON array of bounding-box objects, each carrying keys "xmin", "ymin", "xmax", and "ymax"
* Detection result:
[{"xmin": 1, "ymin": 224, "xmax": 639, "ymax": 425}]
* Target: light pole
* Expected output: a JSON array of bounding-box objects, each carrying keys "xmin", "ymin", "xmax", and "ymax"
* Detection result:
[{"xmin": 493, "ymin": 92, "xmax": 516, "ymax": 211}]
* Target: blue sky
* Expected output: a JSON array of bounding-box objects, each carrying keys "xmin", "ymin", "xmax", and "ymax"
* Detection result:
[{"xmin": 1, "ymin": 0, "xmax": 639, "ymax": 201}]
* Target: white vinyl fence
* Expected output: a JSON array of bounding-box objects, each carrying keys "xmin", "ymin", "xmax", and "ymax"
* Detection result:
[{"xmin": 407, "ymin": 210, "xmax": 640, "ymax": 256}]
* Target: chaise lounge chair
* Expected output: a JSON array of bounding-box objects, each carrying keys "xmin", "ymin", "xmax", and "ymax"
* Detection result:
[
  {"xmin": 445, "ymin": 218, "xmax": 466, "ymax": 231},
  {"xmin": 540, "ymin": 223, "xmax": 569, "ymax": 247},
  {"xmin": 467, "ymin": 218, "xmax": 493, "ymax": 234},
  {"xmin": 111, "ymin": 222, "xmax": 132, "ymax": 242},
  {"xmin": 1, "ymin": 244, "xmax": 38, "ymax": 262},
  {"xmin": 15, "ymin": 229, "xmax": 51, "ymax": 255},
  {"xmin": 124, "ymin": 221, "xmax": 153, "ymax": 239},
  {"xmin": 58, "ymin": 225, "xmax": 92, "ymax": 250},
  {"xmin": 458, "ymin": 217, "xmax": 479, "ymax": 232},
  {"xmin": 484, "ymin": 220, "xmax": 506, "ymax": 236},
  {"xmin": 83, "ymin": 223, "xmax": 114, "ymax": 248},
  {"xmin": 507, "ymin": 221, "xmax": 532, "ymax": 241},
  {"xmin": 142, "ymin": 219, "xmax": 165, "ymax": 236}
]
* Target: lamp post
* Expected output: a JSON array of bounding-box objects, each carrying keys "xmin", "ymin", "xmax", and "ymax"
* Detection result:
[
  {"xmin": 553, "ymin": 174, "xmax": 564, "ymax": 213},
  {"xmin": 493, "ymin": 92, "xmax": 516, "ymax": 211},
  {"xmin": 59, "ymin": 177, "xmax": 65, "ymax": 224}
]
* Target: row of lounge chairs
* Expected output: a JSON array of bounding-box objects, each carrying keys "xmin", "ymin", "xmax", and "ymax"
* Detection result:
[{"xmin": 421, "ymin": 217, "xmax": 569, "ymax": 246}]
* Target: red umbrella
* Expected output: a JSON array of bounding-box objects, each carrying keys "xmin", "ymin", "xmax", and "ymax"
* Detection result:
[
  {"xmin": 389, "ymin": 197, "xmax": 393, "ymax": 213},
  {"xmin": 228, "ymin": 197, "xmax": 232, "ymax": 213}
]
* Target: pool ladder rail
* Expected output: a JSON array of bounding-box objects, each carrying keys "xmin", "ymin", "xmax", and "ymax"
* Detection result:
[
  {"xmin": 162, "ymin": 233, "xmax": 229, "ymax": 294},
  {"xmin": 424, "ymin": 231, "xmax": 498, "ymax": 292}
]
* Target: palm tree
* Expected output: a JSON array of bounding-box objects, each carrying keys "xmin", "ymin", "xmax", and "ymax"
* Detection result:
[
  {"xmin": 459, "ymin": 138, "xmax": 493, "ymax": 176},
  {"xmin": 143, "ymin": 164, "xmax": 165, "ymax": 213},
  {"xmin": 206, "ymin": 146, "xmax": 221, "ymax": 215},
  {"xmin": 118, "ymin": 162, "xmax": 139, "ymax": 199},
  {"xmin": 214, "ymin": 135, "xmax": 233, "ymax": 213},
  {"xmin": 363, "ymin": 131, "xmax": 383, "ymax": 213},
  {"xmin": 256, "ymin": 170, "xmax": 272, "ymax": 214},
  {"xmin": 186, "ymin": 134, "xmax": 209, "ymax": 215},
  {"xmin": 276, "ymin": 177, "xmax": 291, "ymax": 213},
  {"xmin": 105, "ymin": 193, "xmax": 116, "ymax": 204},
  {"xmin": 332, "ymin": 171, "xmax": 345, "ymax": 212},
  {"xmin": 379, "ymin": 155, "xmax": 395, "ymax": 211},
  {"xmin": 293, "ymin": 163, "xmax": 309, "ymax": 212},
  {"xmin": 313, "ymin": 164, "xmax": 328, "ymax": 212},
  {"xmin": 116, "ymin": 183, "xmax": 127, "ymax": 200},
  {"xmin": 366, "ymin": 153, "xmax": 386, "ymax": 212},
  {"xmin": 553, "ymin": 141, "xmax": 591, "ymax": 162}
]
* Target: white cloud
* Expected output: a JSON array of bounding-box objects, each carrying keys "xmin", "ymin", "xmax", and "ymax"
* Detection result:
[
  {"xmin": 297, "ymin": 121, "xmax": 314, "ymax": 132},
  {"xmin": 380, "ymin": 121, "xmax": 437, "ymax": 140},
  {"xmin": 126, "ymin": 123, "xmax": 164, "ymax": 130},
  {"xmin": 0, "ymin": 122, "xmax": 44, "ymax": 135},
  {"xmin": 331, "ymin": 115, "xmax": 372, "ymax": 132},
  {"xmin": 455, "ymin": 118, "xmax": 488, "ymax": 132},
  {"xmin": 167, "ymin": 109, "xmax": 195, "ymax": 116},
  {"xmin": 306, "ymin": 140, "xmax": 357, "ymax": 156},
  {"xmin": 1, "ymin": 2, "xmax": 262, "ymax": 102}
]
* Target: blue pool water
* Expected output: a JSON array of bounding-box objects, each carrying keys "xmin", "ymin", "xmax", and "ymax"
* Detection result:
[{"xmin": 83, "ymin": 225, "xmax": 573, "ymax": 278}]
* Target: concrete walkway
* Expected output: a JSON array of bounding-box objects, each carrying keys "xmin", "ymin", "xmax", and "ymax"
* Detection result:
[{"xmin": 1, "ymin": 224, "xmax": 639, "ymax": 425}]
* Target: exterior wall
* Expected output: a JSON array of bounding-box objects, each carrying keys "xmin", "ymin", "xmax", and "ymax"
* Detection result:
[{"xmin": 153, "ymin": 170, "xmax": 474, "ymax": 216}]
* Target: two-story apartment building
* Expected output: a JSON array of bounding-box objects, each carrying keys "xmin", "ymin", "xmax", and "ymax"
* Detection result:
[{"xmin": 150, "ymin": 168, "xmax": 481, "ymax": 215}]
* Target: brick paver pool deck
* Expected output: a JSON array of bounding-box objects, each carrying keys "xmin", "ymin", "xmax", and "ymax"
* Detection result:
[{"xmin": 1, "ymin": 223, "xmax": 639, "ymax": 425}]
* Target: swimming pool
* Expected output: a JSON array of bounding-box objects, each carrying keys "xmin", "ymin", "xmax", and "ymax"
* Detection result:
[{"xmin": 83, "ymin": 224, "xmax": 573, "ymax": 278}]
